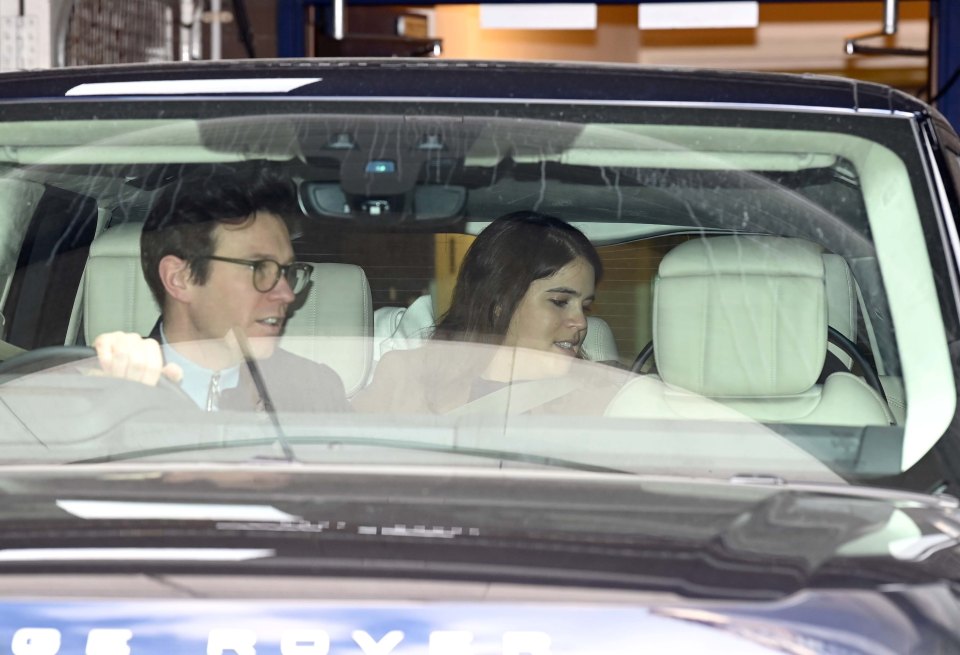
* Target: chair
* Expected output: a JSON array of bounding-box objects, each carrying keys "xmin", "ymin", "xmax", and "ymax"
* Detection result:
[
  {"xmin": 606, "ymin": 236, "xmax": 893, "ymax": 425},
  {"xmin": 82, "ymin": 222, "xmax": 159, "ymax": 340},
  {"xmin": 80, "ymin": 223, "xmax": 373, "ymax": 396},
  {"xmin": 823, "ymin": 252, "xmax": 858, "ymax": 368},
  {"xmin": 281, "ymin": 263, "xmax": 373, "ymax": 396},
  {"xmin": 822, "ymin": 252, "xmax": 905, "ymax": 424}
]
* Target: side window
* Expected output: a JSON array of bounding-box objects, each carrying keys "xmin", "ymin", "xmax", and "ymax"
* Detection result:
[
  {"xmin": 3, "ymin": 187, "xmax": 97, "ymax": 349},
  {"xmin": 936, "ymin": 123, "xmax": 960, "ymax": 219}
]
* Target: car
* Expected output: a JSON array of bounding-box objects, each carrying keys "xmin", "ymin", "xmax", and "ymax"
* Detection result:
[{"xmin": 0, "ymin": 58, "xmax": 958, "ymax": 653}]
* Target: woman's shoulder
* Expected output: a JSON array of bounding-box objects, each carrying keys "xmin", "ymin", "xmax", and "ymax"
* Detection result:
[
  {"xmin": 380, "ymin": 340, "xmax": 482, "ymax": 370},
  {"xmin": 373, "ymin": 345, "xmax": 433, "ymax": 377}
]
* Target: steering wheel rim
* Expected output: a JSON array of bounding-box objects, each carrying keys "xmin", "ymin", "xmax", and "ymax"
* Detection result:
[
  {"xmin": 0, "ymin": 345, "xmax": 100, "ymax": 381},
  {"xmin": 825, "ymin": 326, "xmax": 886, "ymax": 399},
  {"xmin": 630, "ymin": 341, "xmax": 654, "ymax": 374},
  {"xmin": 0, "ymin": 346, "xmax": 189, "ymax": 403}
]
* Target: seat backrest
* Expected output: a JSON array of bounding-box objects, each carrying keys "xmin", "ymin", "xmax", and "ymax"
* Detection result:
[
  {"xmin": 582, "ymin": 315, "xmax": 619, "ymax": 363},
  {"xmin": 823, "ymin": 252, "xmax": 858, "ymax": 367},
  {"xmin": 374, "ymin": 293, "xmax": 620, "ymax": 363},
  {"xmin": 607, "ymin": 236, "xmax": 891, "ymax": 425},
  {"xmin": 821, "ymin": 252, "xmax": 905, "ymax": 424},
  {"xmin": 280, "ymin": 263, "xmax": 373, "ymax": 396},
  {"xmin": 82, "ymin": 222, "xmax": 159, "ymax": 342},
  {"xmin": 82, "ymin": 223, "xmax": 373, "ymax": 396}
]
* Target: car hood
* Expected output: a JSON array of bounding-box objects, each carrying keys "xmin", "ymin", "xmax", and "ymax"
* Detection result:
[
  {"xmin": 0, "ymin": 465, "xmax": 958, "ymax": 597},
  {"xmin": 1, "ymin": 466, "xmax": 960, "ymax": 653}
]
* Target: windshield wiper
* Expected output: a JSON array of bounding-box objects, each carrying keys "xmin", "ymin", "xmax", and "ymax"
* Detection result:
[
  {"xmin": 729, "ymin": 472, "xmax": 960, "ymax": 508},
  {"xmin": 70, "ymin": 435, "xmax": 631, "ymax": 474},
  {"xmin": 234, "ymin": 329, "xmax": 297, "ymax": 464}
]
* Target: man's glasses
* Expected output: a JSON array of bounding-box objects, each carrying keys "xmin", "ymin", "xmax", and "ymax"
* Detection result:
[{"xmin": 203, "ymin": 256, "xmax": 314, "ymax": 294}]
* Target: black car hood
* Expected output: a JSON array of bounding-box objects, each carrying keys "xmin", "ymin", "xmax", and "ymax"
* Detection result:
[
  {"xmin": 2, "ymin": 467, "xmax": 960, "ymax": 653},
  {"xmin": 0, "ymin": 465, "xmax": 958, "ymax": 600}
]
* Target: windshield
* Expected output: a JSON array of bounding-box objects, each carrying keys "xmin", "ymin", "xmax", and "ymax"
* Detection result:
[{"xmin": 0, "ymin": 99, "xmax": 953, "ymax": 486}]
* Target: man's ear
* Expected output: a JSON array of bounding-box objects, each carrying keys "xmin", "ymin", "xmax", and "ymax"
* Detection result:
[{"xmin": 158, "ymin": 255, "xmax": 194, "ymax": 303}]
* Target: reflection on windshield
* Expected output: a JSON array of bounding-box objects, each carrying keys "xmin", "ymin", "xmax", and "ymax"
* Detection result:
[{"xmin": 0, "ymin": 105, "xmax": 947, "ymax": 488}]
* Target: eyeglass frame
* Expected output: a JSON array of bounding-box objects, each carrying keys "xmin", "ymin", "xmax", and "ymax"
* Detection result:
[{"xmin": 201, "ymin": 255, "xmax": 314, "ymax": 294}]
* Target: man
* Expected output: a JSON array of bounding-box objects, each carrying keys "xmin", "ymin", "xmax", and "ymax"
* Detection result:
[{"xmin": 94, "ymin": 167, "xmax": 348, "ymax": 413}]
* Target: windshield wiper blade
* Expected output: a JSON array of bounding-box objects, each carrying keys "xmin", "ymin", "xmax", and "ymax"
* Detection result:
[
  {"xmin": 728, "ymin": 473, "xmax": 960, "ymax": 508},
  {"xmin": 70, "ymin": 435, "xmax": 631, "ymax": 474},
  {"xmin": 234, "ymin": 329, "xmax": 297, "ymax": 464}
]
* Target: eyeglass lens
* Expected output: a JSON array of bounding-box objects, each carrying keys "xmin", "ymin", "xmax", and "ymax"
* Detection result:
[{"xmin": 253, "ymin": 261, "xmax": 310, "ymax": 294}]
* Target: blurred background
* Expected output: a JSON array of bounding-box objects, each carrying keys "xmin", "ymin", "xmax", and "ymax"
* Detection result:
[{"xmin": 0, "ymin": 0, "xmax": 955, "ymax": 125}]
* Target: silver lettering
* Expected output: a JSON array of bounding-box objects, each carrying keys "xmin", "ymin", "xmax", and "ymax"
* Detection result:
[
  {"xmin": 12, "ymin": 629, "xmax": 61, "ymax": 655},
  {"xmin": 280, "ymin": 631, "xmax": 330, "ymax": 655},
  {"xmin": 85, "ymin": 629, "xmax": 132, "ymax": 655},
  {"xmin": 351, "ymin": 631, "xmax": 404, "ymax": 655},
  {"xmin": 207, "ymin": 629, "xmax": 257, "ymax": 655}
]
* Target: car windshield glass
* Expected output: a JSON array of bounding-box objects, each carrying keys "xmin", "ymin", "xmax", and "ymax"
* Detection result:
[{"xmin": 0, "ymin": 99, "xmax": 951, "ymax": 486}]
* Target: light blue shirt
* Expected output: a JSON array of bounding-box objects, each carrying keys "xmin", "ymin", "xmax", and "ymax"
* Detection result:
[{"xmin": 158, "ymin": 323, "xmax": 240, "ymax": 410}]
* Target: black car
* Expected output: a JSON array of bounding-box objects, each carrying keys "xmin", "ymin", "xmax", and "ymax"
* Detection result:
[{"xmin": 0, "ymin": 59, "xmax": 958, "ymax": 653}]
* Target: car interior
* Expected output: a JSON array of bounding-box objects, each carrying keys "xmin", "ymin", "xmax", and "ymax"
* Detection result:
[{"xmin": 0, "ymin": 104, "xmax": 953, "ymax": 478}]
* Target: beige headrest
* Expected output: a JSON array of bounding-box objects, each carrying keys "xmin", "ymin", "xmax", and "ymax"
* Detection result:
[
  {"xmin": 583, "ymin": 316, "xmax": 619, "ymax": 363},
  {"xmin": 654, "ymin": 236, "xmax": 827, "ymax": 397},
  {"xmin": 83, "ymin": 223, "xmax": 159, "ymax": 343},
  {"xmin": 281, "ymin": 263, "xmax": 373, "ymax": 396}
]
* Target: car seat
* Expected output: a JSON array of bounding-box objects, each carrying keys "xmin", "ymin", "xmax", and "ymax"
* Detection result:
[
  {"xmin": 79, "ymin": 223, "xmax": 373, "ymax": 396},
  {"xmin": 605, "ymin": 235, "xmax": 893, "ymax": 425}
]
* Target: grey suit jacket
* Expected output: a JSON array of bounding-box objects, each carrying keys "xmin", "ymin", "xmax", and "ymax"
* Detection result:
[{"xmin": 148, "ymin": 320, "xmax": 349, "ymax": 413}]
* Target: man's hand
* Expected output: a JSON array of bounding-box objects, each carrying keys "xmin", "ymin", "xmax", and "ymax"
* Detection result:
[{"xmin": 93, "ymin": 332, "xmax": 183, "ymax": 386}]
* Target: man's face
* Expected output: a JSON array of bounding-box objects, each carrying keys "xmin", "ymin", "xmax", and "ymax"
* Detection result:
[{"xmin": 182, "ymin": 211, "xmax": 296, "ymax": 363}]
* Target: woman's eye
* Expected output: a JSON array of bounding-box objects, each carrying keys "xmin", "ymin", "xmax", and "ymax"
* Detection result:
[{"xmin": 550, "ymin": 298, "xmax": 568, "ymax": 308}]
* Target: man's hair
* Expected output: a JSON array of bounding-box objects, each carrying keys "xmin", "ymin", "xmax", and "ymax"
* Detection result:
[{"xmin": 140, "ymin": 165, "xmax": 297, "ymax": 307}]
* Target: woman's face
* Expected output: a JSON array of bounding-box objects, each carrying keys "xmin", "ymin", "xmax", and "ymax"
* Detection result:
[{"xmin": 502, "ymin": 256, "xmax": 596, "ymax": 357}]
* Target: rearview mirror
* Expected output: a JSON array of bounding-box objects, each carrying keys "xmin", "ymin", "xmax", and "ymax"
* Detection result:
[{"xmin": 297, "ymin": 181, "xmax": 466, "ymax": 224}]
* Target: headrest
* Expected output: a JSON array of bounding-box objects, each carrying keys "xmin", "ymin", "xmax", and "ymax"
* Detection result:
[
  {"xmin": 83, "ymin": 223, "xmax": 159, "ymax": 343},
  {"xmin": 376, "ymin": 294, "xmax": 445, "ymax": 359},
  {"xmin": 654, "ymin": 236, "xmax": 827, "ymax": 397},
  {"xmin": 583, "ymin": 316, "xmax": 619, "ymax": 363},
  {"xmin": 281, "ymin": 263, "xmax": 373, "ymax": 396}
]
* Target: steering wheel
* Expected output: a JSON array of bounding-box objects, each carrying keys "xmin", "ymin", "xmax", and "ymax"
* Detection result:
[
  {"xmin": 630, "ymin": 341, "xmax": 655, "ymax": 374},
  {"xmin": 0, "ymin": 346, "xmax": 189, "ymax": 402},
  {"xmin": 824, "ymin": 326, "xmax": 886, "ymax": 399},
  {"xmin": 629, "ymin": 327, "xmax": 887, "ymax": 400},
  {"xmin": 0, "ymin": 345, "xmax": 102, "ymax": 381}
]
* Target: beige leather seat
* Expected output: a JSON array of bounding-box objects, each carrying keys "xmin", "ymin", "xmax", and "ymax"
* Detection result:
[
  {"xmin": 374, "ymin": 293, "xmax": 621, "ymax": 363},
  {"xmin": 80, "ymin": 223, "xmax": 373, "ymax": 396},
  {"xmin": 821, "ymin": 251, "xmax": 906, "ymax": 424},
  {"xmin": 82, "ymin": 222, "xmax": 160, "ymax": 340},
  {"xmin": 606, "ymin": 236, "xmax": 893, "ymax": 425},
  {"xmin": 823, "ymin": 252, "xmax": 858, "ymax": 368},
  {"xmin": 281, "ymin": 263, "xmax": 373, "ymax": 396}
]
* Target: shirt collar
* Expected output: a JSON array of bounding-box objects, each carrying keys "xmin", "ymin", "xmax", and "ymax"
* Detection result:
[{"xmin": 158, "ymin": 322, "xmax": 240, "ymax": 409}]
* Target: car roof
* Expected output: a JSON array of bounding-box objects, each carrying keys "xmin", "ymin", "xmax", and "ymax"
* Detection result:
[{"xmin": 0, "ymin": 58, "xmax": 927, "ymax": 115}]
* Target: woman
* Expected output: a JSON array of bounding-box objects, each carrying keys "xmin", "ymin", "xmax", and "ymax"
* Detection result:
[{"xmin": 352, "ymin": 212, "xmax": 627, "ymax": 415}]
